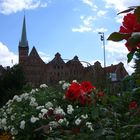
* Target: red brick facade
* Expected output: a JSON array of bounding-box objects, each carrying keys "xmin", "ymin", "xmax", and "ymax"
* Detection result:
[{"xmin": 19, "ymin": 46, "xmax": 128, "ymax": 87}]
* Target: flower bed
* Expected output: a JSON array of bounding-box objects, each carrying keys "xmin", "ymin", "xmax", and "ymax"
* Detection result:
[{"xmin": 0, "ymin": 80, "xmax": 140, "ymax": 139}]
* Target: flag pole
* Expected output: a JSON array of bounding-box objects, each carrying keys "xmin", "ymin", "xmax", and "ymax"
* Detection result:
[{"xmin": 98, "ymin": 32, "xmax": 106, "ymax": 68}]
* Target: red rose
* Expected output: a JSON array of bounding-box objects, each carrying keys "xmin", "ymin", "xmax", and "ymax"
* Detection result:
[
  {"xmin": 65, "ymin": 81, "xmax": 95, "ymax": 105},
  {"xmin": 119, "ymin": 13, "xmax": 140, "ymax": 52},
  {"xmin": 129, "ymin": 101, "xmax": 137, "ymax": 110},
  {"xmin": 65, "ymin": 82, "xmax": 81, "ymax": 101},
  {"xmin": 81, "ymin": 81, "xmax": 95, "ymax": 93}
]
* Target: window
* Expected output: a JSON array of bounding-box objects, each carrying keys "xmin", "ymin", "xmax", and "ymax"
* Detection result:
[{"xmin": 110, "ymin": 73, "xmax": 117, "ymax": 81}]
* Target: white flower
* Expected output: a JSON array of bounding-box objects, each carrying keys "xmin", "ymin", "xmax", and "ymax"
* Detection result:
[
  {"xmin": 6, "ymin": 108, "xmax": 13, "ymax": 114},
  {"xmin": 1, "ymin": 118, "xmax": 7, "ymax": 125},
  {"xmin": 72, "ymin": 80, "xmax": 77, "ymax": 83},
  {"xmin": 67, "ymin": 105, "xmax": 74, "ymax": 114},
  {"xmin": 4, "ymin": 126, "xmax": 8, "ymax": 131},
  {"xmin": 20, "ymin": 93, "xmax": 29, "ymax": 100},
  {"xmin": 30, "ymin": 89, "xmax": 36, "ymax": 94},
  {"xmin": 86, "ymin": 122, "xmax": 94, "ymax": 131},
  {"xmin": 36, "ymin": 106, "xmax": 45, "ymax": 110},
  {"xmin": 13, "ymin": 95, "xmax": 19, "ymax": 100},
  {"xmin": 75, "ymin": 118, "xmax": 81, "ymax": 125},
  {"xmin": 3, "ymin": 112, "xmax": 7, "ymax": 118},
  {"xmin": 40, "ymin": 84, "xmax": 48, "ymax": 88},
  {"xmin": 6, "ymin": 99, "xmax": 13, "ymax": 106},
  {"xmin": 49, "ymin": 121, "xmax": 58, "ymax": 128},
  {"xmin": 62, "ymin": 83, "xmax": 70, "ymax": 90},
  {"xmin": 11, "ymin": 127, "xmax": 18, "ymax": 135},
  {"xmin": 29, "ymin": 97, "xmax": 38, "ymax": 107},
  {"xmin": 58, "ymin": 118, "xmax": 69, "ymax": 126},
  {"xmin": 35, "ymin": 88, "xmax": 39, "ymax": 92},
  {"xmin": 45, "ymin": 102, "xmax": 53, "ymax": 109},
  {"xmin": 41, "ymin": 108, "xmax": 48, "ymax": 115},
  {"xmin": 54, "ymin": 106, "xmax": 65, "ymax": 115},
  {"xmin": 81, "ymin": 114, "xmax": 88, "ymax": 119},
  {"xmin": 58, "ymin": 119, "xmax": 64, "ymax": 124},
  {"xmin": 13, "ymin": 95, "xmax": 22, "ymax": 102},
  {"xmin": 17, "ymin": 97, "xmax": 22, "ymax": 102},
  {"xmin": 59, "ymin": 80, "xmax": 65, "ymax": 85},
  {"xmin": 20, "ymin": 120, "xmax": 25, "ymax": 129},
  {"xmin": 11, "ymin": 115, "xmax": 15, "ymax": 121},
  {"xmin": 38, "ymin": 113, "xmax": 43, "ymax": 118},
  {"xmin": 30, "ymin": 116, "xmax": 39, "ymax": 123}
]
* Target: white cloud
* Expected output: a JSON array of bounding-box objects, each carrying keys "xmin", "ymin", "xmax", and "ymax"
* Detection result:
[
  {"xmin": 72, "ymin": 15, "xmax": 96, "ymax": 32},
  {"xmin": 105, "ymin": 40, "xmax": 134, "ymax": 74},
  {"xmin": 105, "ymin": 41, "xmax": 128, "ymax": 55},
  {"xmin": 72, "ymin": 25, "xmax": 92, "ymax": 32},
  {"xmin": 104, "ymin": 0, "xmax": 140, "ymax": 12},
  {"xmin": 0, "ymin": 0, "xmax": 48, "ymax": 15},
  {"xmin": 38, "ymin": 51, "xmax": 51, "ymax": 63},
  {"xmin": 97, "ymin": 10, "xmax": 107, "ymax": 17},
  {"xmin": 82, "ymin": 0, "xmax": 98, "ymax": 11},
  {"xmin": 93, "ymin": 27, "xmax": 108, "ymax": 33},
  {"xmin": 0, "ymin": 42, "xmax": 18, "ymax": 67}
]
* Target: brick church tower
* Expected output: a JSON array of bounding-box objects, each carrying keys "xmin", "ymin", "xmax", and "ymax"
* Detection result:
[{"xmin": 19, "ymin": 15, "xmax": 29, "ymax": 64}]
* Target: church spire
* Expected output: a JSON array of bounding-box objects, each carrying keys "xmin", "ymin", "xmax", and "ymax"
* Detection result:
[{"xmin": 19, "ymin": 15, "xmax": 28, "ymax": 47}]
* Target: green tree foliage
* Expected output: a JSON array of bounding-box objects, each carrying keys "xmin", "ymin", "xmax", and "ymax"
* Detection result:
[
  {"xmin": 0, "ymin": 64, "xmax": 26, "ymax": 107},
  {"xmin": 134, "ymin": 51, "xmax": 140, "ymax": 86}
]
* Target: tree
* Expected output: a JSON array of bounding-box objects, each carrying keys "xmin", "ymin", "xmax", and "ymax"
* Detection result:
[
  {"xmin": 134, "ymin": 51, "xmax": 140, "ymax": 86},
  {"xmin": 0, "ymin": 64, "xmax": 26, "ymax": 107}
]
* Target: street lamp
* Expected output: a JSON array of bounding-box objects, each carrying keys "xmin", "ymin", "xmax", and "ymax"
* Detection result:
[{"xmin": 98, "ymin": 32, "xmax": 106, "ymax": 68}]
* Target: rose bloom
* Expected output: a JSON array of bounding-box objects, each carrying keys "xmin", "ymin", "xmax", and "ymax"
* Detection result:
[
  {"xmin": 129, "ymin": 101, "xmax": 137, "ymax": 110},
  {"xmin": 65, "ymin": 82, "xmax": 81, "ymax": 101},
  {"xmin": 119, "ymin": 13, "xmax": 140, "ymax": 51},
  {"xmin": 81, "ymin": 81, "xmax": 95, "ymax": 93}
]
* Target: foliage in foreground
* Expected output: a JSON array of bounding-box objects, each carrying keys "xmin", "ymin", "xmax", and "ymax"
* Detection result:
[{"xmin": 0, "ymin": 81, "xmax": 140, "ymax": 140}]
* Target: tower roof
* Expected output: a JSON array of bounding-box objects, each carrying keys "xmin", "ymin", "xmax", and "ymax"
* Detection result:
[{"xmin": 19, "ymin": 15, "xmax": 28, "ymax": 47}]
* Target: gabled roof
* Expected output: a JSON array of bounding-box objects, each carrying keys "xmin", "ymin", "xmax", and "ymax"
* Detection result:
[
  {"xmin": 66, "ymin": 56, "xmax": 83, "ymax": 66},
  {"xmin": 49, "ymin": 52, "xmax": 65, "ymax": 65},
  {"xmin": 28, "ymin": 46, "xmax": 44, "ymax": 64},
  {"xmin": 104, "ymin": 62, "xmax": 124, "ymax": 73},
  {"xmin": 29, "ymin": 47, "xmax": 39, "ymax": 57}
]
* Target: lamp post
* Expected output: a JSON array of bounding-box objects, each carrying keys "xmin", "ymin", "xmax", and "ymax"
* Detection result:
[{"xmin": 98, "ymin": 32, "xmax": 106, "ymax": 68}]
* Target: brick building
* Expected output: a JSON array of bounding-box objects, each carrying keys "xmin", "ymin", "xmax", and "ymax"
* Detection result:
[{"xmin": 18, "ymin": 16, "xmax": 128, "ymax": 87}]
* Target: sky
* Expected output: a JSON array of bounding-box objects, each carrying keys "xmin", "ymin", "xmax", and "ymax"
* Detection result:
[{"xmin": 0, "ymin": 0, "xmax": 140, "ymax": 74}]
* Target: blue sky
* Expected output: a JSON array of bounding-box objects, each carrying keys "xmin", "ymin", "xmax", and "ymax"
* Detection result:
[{"xmin": 0, "ymin": 0, "xmax": 140, "ymax": 74}]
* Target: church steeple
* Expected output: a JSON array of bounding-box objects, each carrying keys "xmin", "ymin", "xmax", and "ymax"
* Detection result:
[
  {"xmin": 19, "ymin": 15, "xmax": 28, "ymax": 47},
  {"xmin": 19, "ymin": 15, "xmax": 29, "ymax": 64}
]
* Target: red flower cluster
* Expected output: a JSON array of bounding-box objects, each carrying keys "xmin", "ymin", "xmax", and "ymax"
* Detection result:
[
  {"xmin": 129, "ymin": 101, "xmax": 137, "ymax": 110},
  {"xmin": 119, "ymin": 13, "xmax": 140, "ymax": 52},
  {"xmin": 65, "ymin": 81, "xmax": 95, "ymax": 105}
]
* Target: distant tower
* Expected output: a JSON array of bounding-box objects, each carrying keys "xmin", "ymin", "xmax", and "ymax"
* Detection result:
[{"xmin": 19, "ymin": 15, "xmax": 29, "ymax": 64}]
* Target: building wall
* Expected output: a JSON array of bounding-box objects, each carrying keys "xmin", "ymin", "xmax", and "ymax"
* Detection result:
[{"xmin": 19, "ymin": 48, "xmax": 128, "ymax": 87}]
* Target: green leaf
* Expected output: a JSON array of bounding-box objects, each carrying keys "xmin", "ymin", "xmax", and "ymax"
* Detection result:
[
  {"xmin": 107, "ymin": 32, "xmax": 130, "ymax": 42},
  {"xmin": 127, "ymin": 32, "xmax": 140, "ymax": 47},
  {"xmin": 117, "ymin": 8, "xmax": 134, "ymax": 15},
  {"xmin": 127, "ymin": 52, "xmax": 135, "ymax": 63},
  {"xmin": 134, "ymin": 6, "xmax": 140, "ymax": 23}
]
